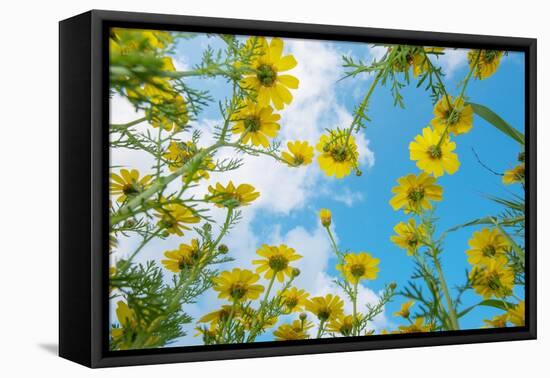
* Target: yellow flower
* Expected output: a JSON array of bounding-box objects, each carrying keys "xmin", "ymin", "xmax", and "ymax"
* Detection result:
[
  {"xmin": 280, "ymin": 287, "xmax": 309, "ymax": 312},
  {"xmin": 337, "ymin": 252, "xmax": 380, "ymax": 284},
  {"xmin": 145, "ymin": 87, "xmax": 188, "ymax": 132},
  {"xmin": 466, "ymin": 228, "xmax": 510, "ymax": 266},
  {"xmin": 394, "ymin": 300, "xmax": 415, "ymax": 319},
  {"xmin": 409, "ymin": 126, "xmax": 460, "ymax": 177},
  {"xmin": 470, "ymin": 258, "xmax": 515, "ymax": 299},
  {"xmin": 110, "ymin": 28, "xmax": 173, "ymax": 53},
  {"xmin": 231, "ymin": 101, "xmax": 281, "ymax": 147},
  {"xmin": 327, "ymin": 314, "xmax": 355, "ymax": 336},
  {"xmin": 389, "ymin": 172, "xmax": 443, "ymax": 214},
  {"xmin": 207, "ymin": 181, "xmax": 260, "ymax": 208},
  {"xmin": 390, "ymin": 218, "xmax": 426, "ymax": 255},
  {"xmin": 483, "ymin": 313, "xmax": 509, "ymax": 328},
  {"xmin": 508, "ymin": 301, "xmax": 525, "ymax": 326},
  {"xmin": 319, "ymin": 208, "xmax": 332, "ymax": 227},
  {"xmin": 396, "ymin": 317, "xmax": 432, "ymax": 334},
  {"xmin": 110, "ymin": 169, "xmax": 152, "ymax": 203},
  {"xmin": 198, "ymin": 305, "xmax": 236, "ymax": 326},
  {"xmin": 430, "ymin": 95, "xmax": 473, "ymax": 136},
  {"xmin": 238, "ymin": 307, "xmax": 278, "ymax": 331},
  {"xmin": 241, "ymin": 37, "xmax": 299, "ymax": 110},
  {"xmin": 469, "ymin": 49, "xmax": 504, "ymax": 80},
  {"xmin": 163, "ymin": 141, "xmax": 214, "ymax": 182},
  {"xmin": 273, "ymin": 320, "xmax": 311, "ymax": 341},
  {"xmin": 212, "ymin": 268, "xmax": 264, "ymax": 302},
  {"xmin": 110, "ymin": 301, "xmax": 159, "ymax": 349},
  {"xmin": 161, "ymin": 239, "xmax": 203, "ymax": 273},
  {"xmin": 282, "ymin": 140, "xmax": 314, "ymax": 166},
  {"xmin": 503, "ymin": 164, "xmax": 525, "ymax": 185},
  {"xmin": 411, "ymin": 47, "xmax": 444, "ymax": 77},
  {"xmin": 253, "ymin": 244, "xmax": 302, "ymax": 283},
  {"xmin": 305, "ymin": 294, "xmax": 345, "ymax": 322},
  {"xmin": 154, "ymin": 203, "xmax": 200, "ymax": 236},
  {"xmin": 316, "ymin": 130, "xmax": 359, "ymax": 179}
]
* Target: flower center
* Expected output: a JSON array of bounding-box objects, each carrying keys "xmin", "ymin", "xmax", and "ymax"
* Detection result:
[
  {"xmin": 340, "ymin": 323, "xmax": 353, "ymax": 336},
  {"xmin": 487, "ymin": 272, "xmax": 502, "ymax": 291},
  {"xmin": 293, "ymin": 155, "xmax": 304, "ymax": 165},
  {"xmin": 330, "ymin": 146, "xmax": 349, "ymax": 162},
  {"xmin": 244, "ymin": 116, "xmax": 261, "ymax": 132},
  {"xmin": 428, "ymin": 145, "xmax": 442, "ymax": 160},
  {"xmin": 317, "ymin": 308, "xmax": 331, "ymax": 321},
  {"xmin": 407, "ymin": 186, "xmax": 425, "ymax": 203},
  {"xmin": 408, "ymin": 237, "xmax": 419, "ymax": 248},
  {"xmin": 483, "ymin": 50, "xmax": 499, "ymax": 63},
  {"xmin": 285, "ymin": 297, "xmax": 298, "ymax": 309},
  {"xmin": 350, "ymin": 263, "xmax": 366, "ymax": 278},
  {"xmin": 257, "ymin": 64, "xmax": 277, "ymax": 87},
  {"xmin": 229, "ymin": 283, "xmax": 247, "ymax": 300},
  {"xmin": 122, "ymin": 182, "xmax": 141, "ymax": 196},
  {"xmin": 482, "ymin": 245, "xmax": 497, "ymax": 257},
  {"xmin": 268, "ymin": 254, "xmax": 289, "ymax": 272},
  {"xmin": 445, "ymin": 108, "xmax": 460, "ymax": 125}
]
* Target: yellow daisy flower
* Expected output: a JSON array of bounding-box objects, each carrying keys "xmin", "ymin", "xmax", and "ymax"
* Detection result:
[
  {"xmin": 394, "ymin": 300, "xmax": 415, "ymax": 319},
  {"xmin": 508, "ymin": 301, "xmax": 525, "ymax": 326},
  {"xmin": 154, "ymin": 203, "xmax": 200, "ymax": 236},
  {"xmin": 212, "ymin": 268, "xmax": 264, "ymax": 302},
  {"xmin": 305, "ymin": 294, "xmax": 345, "ymax": 322},
  {"xmin": 282, "ymin": 140, "xmax": 314, "ymax": 166},
  {"xmin": 337, "ymin": 252, "xmax": 380, "ymax": 284},
  {"xmin": 238, "ymin": 307, "xmax": 278, "ymax": 331},
  {"xmin": 469, "ymin": 49, "xmax": 504, "ymax": 80},
  {"xmin": 161, "ymin": 239, "xmax": 203, "ymax": 273},
  {"xmin": 503, "ymin": 164, "xmax": 525, "ymax": 185},
  {"xmin": 389, "ymin": 172, "xmax": 443, "ymax": 214},
  {"xmin": 146, "ymin": 88, "xmax": 188, "ymax": 132},
  {"xmin": 466, "ymin": 228, "xmax": 510, "ymax": 266},
  {"xmin": 110, "ymin": 169, "xmax": 153, "ymax": 203},
  {"xmin": 273, "ymin": 320, "xmax": 311, "ymax": 341},
  {"xmin": 207, "ymin": 181, "xmax": 260, "ymax": 208},
  {"xmin": 316, "ymin": 130, "xmax": 359, "ymax": 179},
  {"xmin": 197, "ymin": 305, "xmax": 236, "ymax": 326},
  {"xmin": 319, "ymin": 208, "xmax": 332, "ymax": 227},
  {"xmin": 253, "ymin": 244, "xmax": 302, "ymax": 283},
  {"xmin": 280, "ymin": 287, "xmax": 310, "ymax": 313},
  {"xmin": 396, "ymin": 317, "xmax": 432, "ymax": 334},
  {"xmin": 241, "ymin": 37, "xmax": 299, "ymax": 110},
  {"xmin": 110, "ymin": 301, "xmax": 159, "ymax": 349},
  {"xmin": 390, "ymin": 218, "xmax": 426, "ymax": 256},
  {"xmin": 483, "ymin": 313, "xmax": 509, "ymax": 328},
  {"xmin": 411, "ymin": 47, "xmax": 444, "ymax": 77},
  {"xmin": 231, "ymin": 101, "xmax": 281, "ymax": 147},
  {"xmin": 327, "ymin": 314, "xmax": 355, "ymax": 336},
  {"xmin": 409, "ymin": 126, "xmax": 460, "ymax": 177},
  {"xmin": 430, "ymin": 95, "xmax": 473, "ymax": 136},
  {"xmin": 469, "ymin": 258, "xmax": 515, "ymax": 299},
  {"xmin": 163, "ymin": 141, "xmax": 214, "ymax": 182}
]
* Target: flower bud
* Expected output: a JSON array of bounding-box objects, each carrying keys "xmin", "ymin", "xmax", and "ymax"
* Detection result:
[
  {"xmin": 319, "ymin": 208, "xmax": 332, "ymax": 227},
  {"xmin": 218, "ymin": 244, "xmax": 229, "ymax": 254},
  {"xmin": 299, "ymin": 312, "xmax": 307, "ymax": 321},
  {"xmin": 389, "ymin": 282, "xmax": 397, "ymax": 291},
  {"xmin": 124, "ymin": 219, "xmax": 136, "ymax": 228},
  {"xmin": 161, "ymin": 230, "xmax": 170, "ymax": 238},
  {"xmin": 203, "ymin": 223, "xmax": 212, "ymax": 232},
  {"xmin": 292, "ymin": 268, "xmax": 301, "ymax": 277}
]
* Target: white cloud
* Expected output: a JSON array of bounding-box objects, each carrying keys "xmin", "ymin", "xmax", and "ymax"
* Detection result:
[
  {"xmin": 436, "ymin": 48, "xmax": 468, "ymax": 78},
  {"xmin": 332, "ymin": 187, "xmax": 365, "ymax": 207}
]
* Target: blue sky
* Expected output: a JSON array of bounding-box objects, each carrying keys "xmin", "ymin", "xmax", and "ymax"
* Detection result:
[{"xmin": 111, "ymin": 32, "xmax": 525, "ymax": 346}]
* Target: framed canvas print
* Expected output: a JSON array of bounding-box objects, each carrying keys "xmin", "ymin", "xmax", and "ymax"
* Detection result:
[{"xmin": 59, "ymin": 10, "xmax": 536, "ymax": 368}]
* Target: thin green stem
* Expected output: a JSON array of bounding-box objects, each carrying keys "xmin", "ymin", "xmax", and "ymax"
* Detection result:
[
  {"xmin": 433, "ymin": 257, "xmax": 460, "ymax": 330},
  {"xmin": 352, "ymin": 282, "xmax": 358, "ymax": 336}
]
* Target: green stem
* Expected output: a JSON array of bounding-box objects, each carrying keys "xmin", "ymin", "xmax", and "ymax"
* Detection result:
[
  {"xmin": 110, "ymin": 116, "xmax": 147, "ymax": 131},
  {"xmin": 436, "ymin": 50, "xmax": 481, "ymax": 149},
  {"xmin": 352, "ymin": 282, "xmax": 358, "ymax": 336},
  {"xmin": 325, "ymin": 226, "xmax": 341, "ymax": 258},
  {"xmin": 316, "ymin": 320, "xmax": 326, "ymax": 339},
  {"xmin": 433, "ymin": 257, "xmax": 460, "ymax": 330}
]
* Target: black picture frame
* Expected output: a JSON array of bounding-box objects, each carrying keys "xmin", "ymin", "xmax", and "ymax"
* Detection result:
[{"xmin": 59, "ymin": 9, "xmax": 537, "ymax": 368}]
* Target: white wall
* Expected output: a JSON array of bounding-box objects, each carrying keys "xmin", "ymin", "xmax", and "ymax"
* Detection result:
[{"xmin": 0, "ymin": 0, "xmax": 546, "ymax": 376}]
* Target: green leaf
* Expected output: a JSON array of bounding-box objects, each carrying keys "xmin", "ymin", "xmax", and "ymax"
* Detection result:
[
  {"xmin": 468, "ymin": 102, "xmax": 525, "ymax": 145},
  {"xmin": 458, "ymin": 299, "xmax": 517, "ymax": 318}
]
